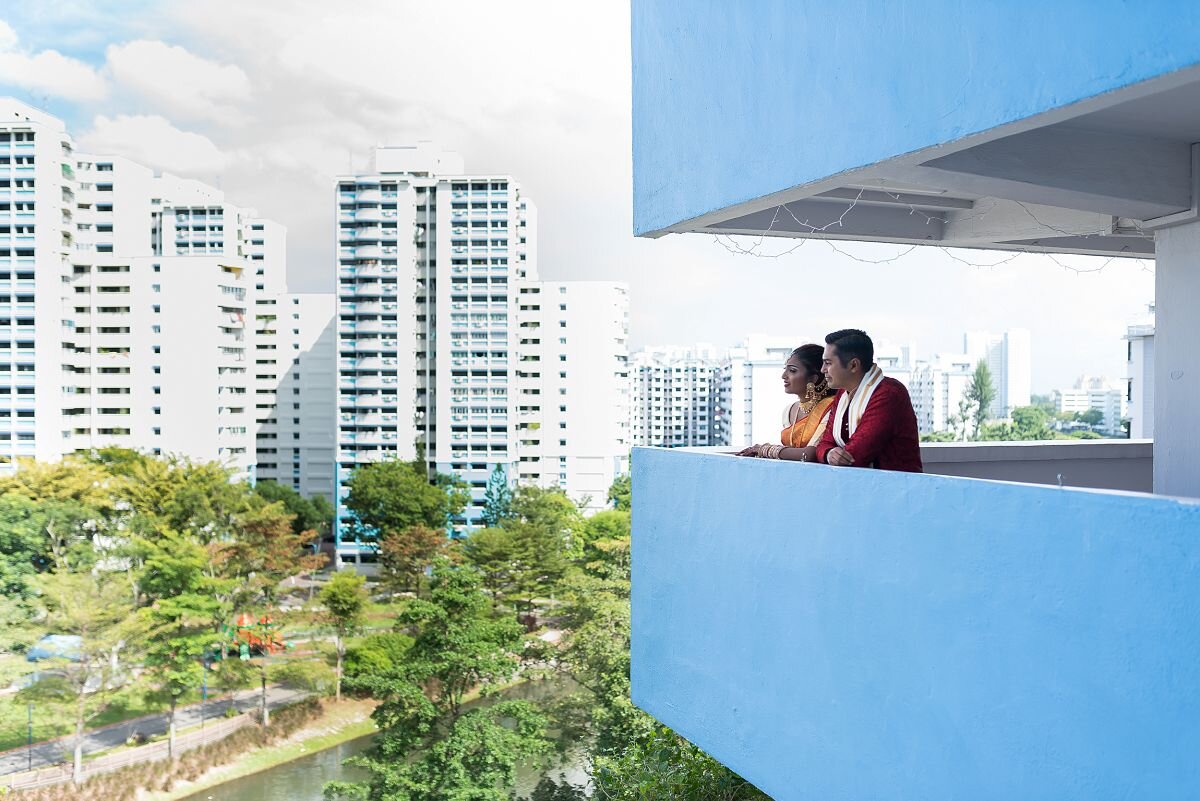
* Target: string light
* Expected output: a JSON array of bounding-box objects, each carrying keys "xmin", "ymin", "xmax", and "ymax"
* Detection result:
[{"xmin": 710, "ymin": 189, "xmax": 1156, "ymax": 276}]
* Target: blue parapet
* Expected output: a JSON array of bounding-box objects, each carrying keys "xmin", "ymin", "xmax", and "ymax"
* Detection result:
[
  {"xmin": 631, "ymin": 447, "xmax": 1200, "ymax": 800},
  {"xmin": 632, "ymin": 0, "xmax": 1200, "ymax": 236}
]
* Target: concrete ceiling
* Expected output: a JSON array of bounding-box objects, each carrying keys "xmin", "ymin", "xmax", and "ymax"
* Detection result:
[{"xmin": 690, "ymin": 68, "xmax": 1200, "ymax": 258}]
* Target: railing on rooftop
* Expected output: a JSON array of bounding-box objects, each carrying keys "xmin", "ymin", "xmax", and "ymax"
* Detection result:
[{"xmin": 631, "ymin": 446, "xmax": 1200, "ymax": 801}]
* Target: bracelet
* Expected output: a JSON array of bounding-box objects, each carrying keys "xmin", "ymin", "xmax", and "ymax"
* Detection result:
[{"xmin": 761, "ymin": 444, "xmax": 784, "ymax": 459}]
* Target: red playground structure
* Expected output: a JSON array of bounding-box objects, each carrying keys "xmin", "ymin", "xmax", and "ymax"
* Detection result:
[{"xmin": 220, "ymin": 613, "xmax": 288, "ymax": 659}]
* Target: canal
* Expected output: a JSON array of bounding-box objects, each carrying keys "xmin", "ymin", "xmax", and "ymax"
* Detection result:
[{"xmin": 181, "ymin": 680, "xmax": 588, "ymax": 801}]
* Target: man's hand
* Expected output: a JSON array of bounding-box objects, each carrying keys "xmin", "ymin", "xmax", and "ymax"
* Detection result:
[{"xmin": 826, "ymin": 446, "xmax": 855, "ymax": 467}]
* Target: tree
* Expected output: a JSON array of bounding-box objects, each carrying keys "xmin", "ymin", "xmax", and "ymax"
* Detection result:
[
  {"xmin": 607, "ymin": 474, "xmax": 631, "ymax": 512},
  {"xmin": 979, "ymin": 405, "xmax": 1061, "ymax": 441},
  {"xmin": 232, "ymin": 497, "xmax": 328, "ymax": 607},
  {"xmin": 462, "ymin": 527, "xmax": 520, "ymax": 612},
  {"xmin": 26, "ymin": 568, "xmax": 143, "ymax": 784},
  {"xmin": 947, "ymin": 394, "xmax": 975, "ymax": 442},
  {"xmin": 480, "ymin": 465, "xmax": 513, "ymax": 529},
  {"xmin": 320, "ymin": 570, "xmax": 369, "ymax": 703},
  {"xmin": 344, "ymin": 459, "xmax": 468, "ymax": 541},
  {"xmin": 463, "ymin": 522, "xmax": 568, "ymax": 623},
  {"xmin": 254, "ymin": 480, "xmax": 335, "ymax": 538},
  {"xmin": 1077, "ymin": 408, "xmax": 1105, "ymax": 427},
  {"xmin": 137, "ymin": 528, "xmax": 222, "ymax": 758},
  {"xmin": 965, "ymin": 360, "xmax": 997, "ymax": 439},
  {"xmin": 379, "ymin": 525, "xmax": 446, "ymax": 595},
  {"xmin": 325, "ymin": 561, "xmax": 551, "ymax": 801}
]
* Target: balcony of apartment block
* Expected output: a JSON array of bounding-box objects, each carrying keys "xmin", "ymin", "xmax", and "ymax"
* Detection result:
[
  {"xmin": 355, "ymin": 207, "xmax": 393, "ymax": 223},
  {"xmin": 630, "ymin": 5, "xmax": 1200, "ymax": 799},
  {"xmin": 351, "ymin": 319, "xmax": 398, "ymax": 335},
  {"xmin": 350, "ymin": 280, "xmax": 386, "ymax": 297},
  {"xmin": 354, "ymin": 188, "xmax": 384, "ymax": 204}
]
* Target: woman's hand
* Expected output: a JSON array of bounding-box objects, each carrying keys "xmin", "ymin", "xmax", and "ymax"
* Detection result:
[{"xmin": 735, "ymin": 444, "xmax": 763, "ymax": 457}]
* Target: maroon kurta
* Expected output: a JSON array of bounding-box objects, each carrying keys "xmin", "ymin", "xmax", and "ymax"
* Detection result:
[{"xmin": 815, "ymin": 376, "xmax": 923, "ymax": 472}]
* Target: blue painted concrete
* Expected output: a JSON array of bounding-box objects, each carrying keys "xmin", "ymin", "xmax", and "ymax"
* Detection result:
[
  {"xmin": 631, "ymin": 447, "xmax": 1200, "ymax": 800},
  {"xmin": 632, "ymin": 1, "xmax": 1200, "ymax": 235}
]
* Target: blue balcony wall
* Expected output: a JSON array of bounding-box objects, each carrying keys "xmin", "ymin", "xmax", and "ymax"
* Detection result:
[
  {"xmin": 632, "ymin": 0, "xmax": 1200, "ymax": 235},
  {"xmin": 631, "ymin": 448, "xmax": 1200, "ymax": 800}
]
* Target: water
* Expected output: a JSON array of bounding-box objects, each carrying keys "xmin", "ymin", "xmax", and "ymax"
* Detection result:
[{"xmin": 181, "ymin": 680, "xmax": 588, "ymax": 801}]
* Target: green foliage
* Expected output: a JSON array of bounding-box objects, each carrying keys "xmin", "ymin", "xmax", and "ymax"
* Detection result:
[
  {"xmin": 344, "ymin": 633, "xmax": 414, "ymax": 679},
  {"xmin": 920, "ymin": 431, "xmax": 958, "ymax": 443},
  {"xmin": 978, "ymin": 405, "xmax": 1063, "ymax": 441},
  {"xmin": 463, "ymin": 521, "xmax": 568, "ymax": 619},
  {"xmin": 320, "ymin": 570, "xmax": 370, "ymax": 701},
  {"xmin": 0, "ymin": 493, "xmax": 51, "ymax": 601},
  {"xmin": 344, "ymin": 459, "xmax": 468, "ymax": 541},
  {"xmin": 592, "ymin": 726, "xmax": 771, "ymax": 801},
  {"xmin": 965, "ymin": 360, "xmax": 998, "ymax": 438},
  {"xmin": 269, "ymin": 659, "xmax": 337, "ymax": 694},
  {"xmin": 254, "ymin": 480, "xmax": 335, "ymax": 538},
  {"xmin": 481, "ymin": 465, "xmax": 514, "ymax": 529},
  {"xmin": 1076, "ymin": 408, "xmax": 1106, "ymax": 427},
  {"xmin": 379, "ymin": 525, "xmax": 446, "ymax": 595},
  {"xmin": 524, "ymin": 778, "xmax": 588, "ymax": 801},
  {"xmin": 328, "ymin": 561, "xmax": 550, "ymax": 801},
  {"xmin": 607, "ymin": 474, "xmax": 632, "ymax": 512}
]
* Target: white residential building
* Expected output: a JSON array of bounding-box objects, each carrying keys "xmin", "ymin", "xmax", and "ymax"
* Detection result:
[
  {"xmin": 516, "ymin": 281, "xmax": 630, "ymax": 512},
  {"xmin": 0, "ymin": 102, "xmax": 71, "ymax": 468},
  {"xmin": 1054, "ymin": 377, "xmax": 1128, "ymax": 437},
  {"xmin": 2, "ymin": 98, "xmax": 333, "ymax": 489},
  {"xmin": 1126, "ymin": 310, "xmax": 1154, "ymax": 439},
  {"xmin": 631, "ymin": 344, "xmax": 725, "ymax": 447},
  {"xmin": 335, "ymin": 144, "xmax": 629, "ymax": 553},
  {"xmin": 964, "ymin": 328, "xmax": 1032, "ymax": 419}
]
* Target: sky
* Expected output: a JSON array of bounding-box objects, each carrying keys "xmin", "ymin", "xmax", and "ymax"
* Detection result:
[{"xmin": 0, "ymin": 1, "xmax": 1155, "ymax": 393}]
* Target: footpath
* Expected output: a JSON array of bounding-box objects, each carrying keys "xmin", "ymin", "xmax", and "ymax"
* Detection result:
[{"xmin": 0, "ymin": 685, "xmax": 306, "ymax": 776}]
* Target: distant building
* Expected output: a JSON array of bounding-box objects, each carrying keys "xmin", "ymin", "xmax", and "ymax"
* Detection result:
[
  {"xmin": 1126, "ymin": 309, "xmax": 1155, "ymax": 439},
  {"xmin": 334, "ymin": 144, "xmax": 630, "ymax": 558},
  {"xmin": 964, "ymin": 329, "xmax": 1032, "ymax": 419},
  {"xmin": 1053, "ymin": 376, "xmax": 1127, "ymax": 437},
  {"xmin": 1, "ymin": 97, "xmax": 334, "ymax": 492}
]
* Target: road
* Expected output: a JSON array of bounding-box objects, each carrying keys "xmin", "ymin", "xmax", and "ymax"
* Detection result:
[{"xmin": 0, "ymin": 685, "xmax": 307, "ymax": 775}]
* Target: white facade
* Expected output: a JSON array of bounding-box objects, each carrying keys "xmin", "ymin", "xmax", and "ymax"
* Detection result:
[
  {"xmin": 514, "ymin": 281, "xmax": 630, "ymax": 512},
  {"xmin": 255, "ymin": 292, "xmax": 336, "ymax": 500},
  {"xmin": 1126, "ymin": 315, "xmax": 1154, "ymax": 440},
  {"xmin": 964, "ymin": 328, "xmax": 1032, "ymax": 419},
  {"xmin": 336, "ymin": 144, "xmax": 629, "ymax": 546},
  {"xmin": 631, "ymin": 345, "xmax": 724, "ymax": 447},
  {"xmin": 1, "ymin": 97, "xmax": 333, "ymax": 487},
  {"xmin": 0, "ymin": 102, "xmax": 73, "ymax": 468},
  {"xmin": 1055, "ymin": 376, "xmax": 1128, "ymax": 437}
]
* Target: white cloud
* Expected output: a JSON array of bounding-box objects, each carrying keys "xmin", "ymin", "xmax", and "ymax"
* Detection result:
[
  {"xmin": 105, "ymin": 39, "xmax": 251, "ymax": 122},
  {"xmin": 79, "ymin": 114, "xmax": 232, "ymax": 174},
  {"xmin": 0, "ymin": 18, "xmax": 108, "ymax": 101}
]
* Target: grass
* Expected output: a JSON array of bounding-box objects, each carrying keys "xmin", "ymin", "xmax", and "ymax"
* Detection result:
[
  {"xmin": 146, "ymin": 698, "xmax": 377, "ymax": 801},
  {"xmin": 0, "ymin": 652, "xmax": 307, "ymax": 754}
]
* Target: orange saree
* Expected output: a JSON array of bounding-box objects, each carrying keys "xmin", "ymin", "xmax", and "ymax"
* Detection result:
[{"xmin": 781, "ymin": 395, "xmax": 835, "ymax": 448}]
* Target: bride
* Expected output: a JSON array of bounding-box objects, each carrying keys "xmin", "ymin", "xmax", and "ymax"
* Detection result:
[{"xmin": 735, "ymin": 344, "xmax": 836, "ymax": 463}]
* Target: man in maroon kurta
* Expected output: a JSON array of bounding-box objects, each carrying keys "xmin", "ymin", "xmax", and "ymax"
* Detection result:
[{"xmin": 815, "ymin": 329, "xmax": 923, "ymax": 472}]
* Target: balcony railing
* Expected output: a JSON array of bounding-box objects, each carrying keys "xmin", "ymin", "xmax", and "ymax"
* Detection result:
[{"xmin": 631, "ymin": 446, "xmax": 1200, "ymax": 800}]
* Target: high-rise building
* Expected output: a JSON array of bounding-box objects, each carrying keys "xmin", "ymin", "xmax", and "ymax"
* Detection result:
[
  {"xmin": 1, "ymin": 101, "xmax": 72, "ymax": 469},
  {"xmin": 964, "ymin": 328, "xmax": 1032, "ymax": 419},
  {"xmin": 1125, "ymin": 307, "xmax": 1154, "ymax": 440},
  {"xmin": 630, "ymin": 345, "xmax": 725, "ymax": 447},
  {"xmin": 515, "ymin": 281, "xmax": 630, "ymax": 511},
  {"xmin": 335, "ymin": 144, "xmax": 629, "ymax": 556},
  {"xmin": 2, "ymin": 98, "xmax": 332, "ymax": 489}
]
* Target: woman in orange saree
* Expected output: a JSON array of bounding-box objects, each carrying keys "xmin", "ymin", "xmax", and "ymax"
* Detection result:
[{"xmin": 736, "ymin": 344, "xmax": 836, "ymax": 463}]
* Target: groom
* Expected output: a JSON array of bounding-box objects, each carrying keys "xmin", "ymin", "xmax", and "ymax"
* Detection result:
[{"xmin": 815, "ymin": 329, "xmax": 923, "ymax": 472}]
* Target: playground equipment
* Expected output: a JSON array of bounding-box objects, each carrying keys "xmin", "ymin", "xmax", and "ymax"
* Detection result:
[{"xmin": 214, "ymin": 613, "xmax": 290, "ymax": 660}]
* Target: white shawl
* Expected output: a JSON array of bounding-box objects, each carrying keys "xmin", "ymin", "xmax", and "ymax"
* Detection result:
[{"xmin": 831, "ymin": 364, "xmax": 884, "ymax": 447}]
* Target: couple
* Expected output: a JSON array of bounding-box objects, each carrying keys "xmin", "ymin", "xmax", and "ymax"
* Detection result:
[{"xmin": 737, "ymin": 329, "xmax": 922, "ymax": 472}]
